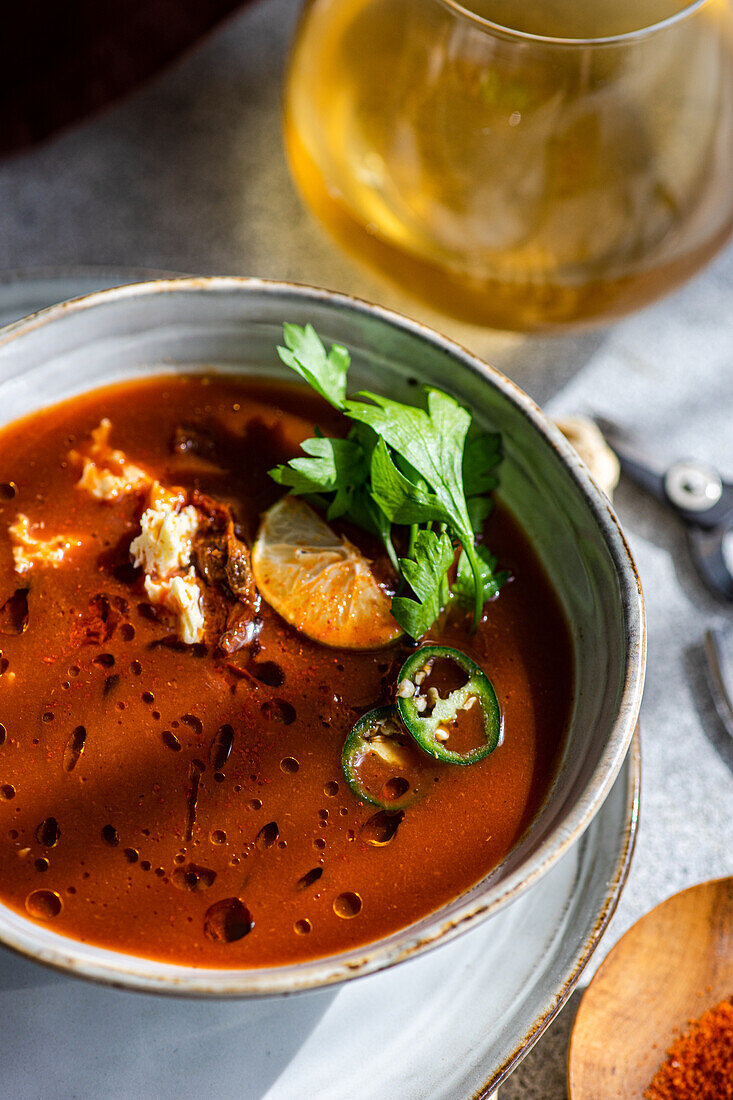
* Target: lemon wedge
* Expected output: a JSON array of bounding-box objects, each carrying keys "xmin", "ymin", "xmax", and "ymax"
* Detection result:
[{"xmin": 252, "ymin": 496, "xmax": 401, "ymax": 649}]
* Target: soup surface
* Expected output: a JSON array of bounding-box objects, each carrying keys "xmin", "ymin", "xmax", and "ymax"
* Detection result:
[{"xmin": 0, "ymin": 374, "xmax": 572, "ymax": 966}]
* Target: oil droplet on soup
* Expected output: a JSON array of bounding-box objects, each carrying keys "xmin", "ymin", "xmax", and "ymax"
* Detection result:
[
  {"xmin": 256, "ymin": 822, "xmax": 280, "ymax": 850},
  {"xmin": 333, "ymin": 892, "xmax": 363, "ymax": 919},
  {"xmin": 382, "ymin": 777, "xmax": 410, "ymax": 802},
  {"xmin": 251, "ymin": 662, "xmax": 285, "ymax": 687},
  {"xmin": 25, "ymin": 890, "xmax": 62, "ymax": 920},
  {"xmin": 296, "ymin": 867, "xmax": 323, "ymax": 890},
  {"xmin": 62, "ymin": 726, "xmax": 86, "ymax": 772},
  {"xmin": 261, "ymin": 699, "xmax": 296, "ymax": 725},
  {"xmin": 171, "ymin": 863, "xmax": 217, "ymax": 892},
  {"xmin": 35, "ymin": 818, "xmax": 61, "ymax": 847},
  {"xmin": 209, "ymin": 724, "xmax": 234, "ymax": 770},
  {"xmin": 362, "ymin": 810, "xmax": 404, "ymax": 847},
  {"xmin": 0, "ymin": 589, "xmax": 29, "ymax": 635},
  {"xmin": 204, "ymin": 898, "xmax": 254, "ymax": 943}
]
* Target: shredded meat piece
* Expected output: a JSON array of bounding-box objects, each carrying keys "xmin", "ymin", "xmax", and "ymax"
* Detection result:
[
  {"xmin": 224, "ymin": 529, "xmax": 257, "ymax": 603},
  {"xmin": 169, "ymin": 424, "xmax": 226, "ymax": 478},
  {"xmin": 70, "ymin": 593, "xmax": 120, "ymax": 647},
  {"xmin": 190, "ymin": 491, "xmax": 261, "ymax": 655},
  {"xmin": 193, "ymin": 529, "xmax": 228, "ymax": 589},
  {"xmin": 171, "ymin": 424, "xmax": 218, "ymax": 459}
]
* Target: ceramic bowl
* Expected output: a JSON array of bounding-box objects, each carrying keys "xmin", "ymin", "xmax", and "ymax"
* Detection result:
[{"xmin": 0, "ymin": 277, "xmax": 645, "ymax": 995}]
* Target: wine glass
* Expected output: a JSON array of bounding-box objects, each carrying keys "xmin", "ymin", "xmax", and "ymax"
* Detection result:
[{"xmin": 284, "ymin": 0, "xmax": 733, "ymax": 331}]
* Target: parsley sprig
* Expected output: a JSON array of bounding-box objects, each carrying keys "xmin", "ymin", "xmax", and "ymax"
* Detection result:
[{"xmin": 270, "ymin": 324, "xmax": 508, "ymax": 639}]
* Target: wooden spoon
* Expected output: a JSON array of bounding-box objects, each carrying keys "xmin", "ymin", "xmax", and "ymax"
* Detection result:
[{"xmin": 568, "ymin": 876, "xmax": 733, "ymax": 1098}]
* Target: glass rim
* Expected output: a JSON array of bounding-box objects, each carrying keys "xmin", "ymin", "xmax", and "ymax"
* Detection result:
[{"xmin": 438, "ymin": 0, "xmax": 711, "ymax": 46}]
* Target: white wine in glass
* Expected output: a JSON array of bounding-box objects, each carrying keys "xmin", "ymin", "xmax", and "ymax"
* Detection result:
[{"xmin": 284, "ymin": 0, "xmax": 733, "ymax": 330}]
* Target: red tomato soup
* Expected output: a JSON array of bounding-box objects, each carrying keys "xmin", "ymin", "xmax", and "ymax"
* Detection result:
[{"xmin": 0, "ymin": 375, "xmax": 572, "ymax": 966}]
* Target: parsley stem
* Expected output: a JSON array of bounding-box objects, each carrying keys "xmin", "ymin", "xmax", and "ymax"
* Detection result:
[
  {"xmin": 383, "ymin": 531, "xmax": 399, "ymax": 575},
  {"xmin": 438, "ymin": 524, "xmax": 450, "ymax": 607},
  {"xmin": 463, "ymin": 539, "xmax": 484, "ymax": 630}
]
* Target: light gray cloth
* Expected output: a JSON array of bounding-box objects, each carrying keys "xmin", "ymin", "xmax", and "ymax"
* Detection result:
[{"xmin": 0, "ymin": 1, "xmax": 731, "ymax": 1096}]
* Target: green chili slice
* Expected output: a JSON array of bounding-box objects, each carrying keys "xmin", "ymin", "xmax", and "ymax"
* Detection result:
[
  {"xmin": 395, "ymin": 645, "xmax": 501, "ymax": 764},
  {"xmin": 342, "ymin": 705, "xmax": 431, "ymax": 811}
]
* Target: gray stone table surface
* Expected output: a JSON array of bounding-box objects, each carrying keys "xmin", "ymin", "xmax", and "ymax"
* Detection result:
[{"xmin": 0, "ymin": 2, "xmax": 732, "ymax": 1096}]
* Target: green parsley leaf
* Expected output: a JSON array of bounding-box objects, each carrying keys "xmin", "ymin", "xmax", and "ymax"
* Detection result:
[
  {"xmin": 391, "ymin": 529, "xmax": 455, "ymax": 640},
  {"xmin": 277, "ymin": 323, "xmax": 349, "ymax": 410},
  {"xmin": 370, "ymin": 439, "xmax": 447, "ymax": 526},
  {"xmin": 343, "ymin": 488, "xmax": 399, "ymax": 573},
  {"xmin": 270, "ymin": 434, "xmax": 367, "ymax": 520},
  {"xmin": 344, "ymin": 390, "xmax": 470, "ymax": 528},
  {"xmin": 463, "ymin": 431, "xmax": 502, "ymax": 497},
  {"xmin": 340, "ymin": 425, "xmax": 400, "ymax": 567},
  {"xmin": 467, "ymin": 494, "xmax": 493, "ymax": 535},
  {"xmin": 453, "ymin": 545, "xmax": 510, "ymax": 607},
  {"xmin": 345, "ymin": 388, "xmax": 484, "ymax": 624}
]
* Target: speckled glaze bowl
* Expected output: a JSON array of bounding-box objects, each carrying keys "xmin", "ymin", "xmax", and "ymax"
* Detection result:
[{"xmin": 0, "ymin": 277, "xmax": 645, "ymax": 995}]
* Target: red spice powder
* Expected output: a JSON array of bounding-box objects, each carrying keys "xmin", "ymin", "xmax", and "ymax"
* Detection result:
[{"xmin": 644, "ymin": 997, "xmax": 733, "ymax": 1100}]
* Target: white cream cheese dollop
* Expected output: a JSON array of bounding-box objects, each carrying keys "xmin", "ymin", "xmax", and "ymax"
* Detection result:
[
  {"xmin": 75, "ymin": 419, "xmax": 149, "ymax": 502},
  {"xmin": 143, "ymin": 568, "xmax": 205, "ymax": 646},
  {"xmin": 8, "ymin": 513, "xmax": 81, "ymax": 574},
  {"xmin": 130, "ymin": 487, "xmax": 200, "ymax": 578},
  {"xmin": 130, "ymin": 485, "xmax": 205, "ymax": 645}
]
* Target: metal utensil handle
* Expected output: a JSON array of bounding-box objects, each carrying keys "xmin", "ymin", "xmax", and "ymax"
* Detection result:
[{"xmin": 687, "ymin": 523, "xmax": 733, "ymax": 602}]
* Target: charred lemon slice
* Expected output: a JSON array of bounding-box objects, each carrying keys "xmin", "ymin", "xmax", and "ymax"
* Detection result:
[{"xmin": 251, "ymin": 496, "xmax": 401, "ymax": 649}]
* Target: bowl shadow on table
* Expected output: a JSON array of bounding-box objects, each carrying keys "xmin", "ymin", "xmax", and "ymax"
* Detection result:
[
  {"xmin": 24, "ymin": 0, "xmax": 301, "ymax": 280},
  {"xmin": 0, "ymin": 941, "xmax": 336, "ymax": 1098}
]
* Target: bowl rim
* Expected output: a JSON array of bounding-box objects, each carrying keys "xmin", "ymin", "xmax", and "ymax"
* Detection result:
[{"xmin": 0, "ymin": 275, "xmax": 646, "ymax": 995}]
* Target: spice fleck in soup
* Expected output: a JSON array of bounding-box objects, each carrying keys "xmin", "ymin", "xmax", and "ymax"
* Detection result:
[{"xmin": 0, "ymin": 328, "xmax": 572, "ymax": 966}]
